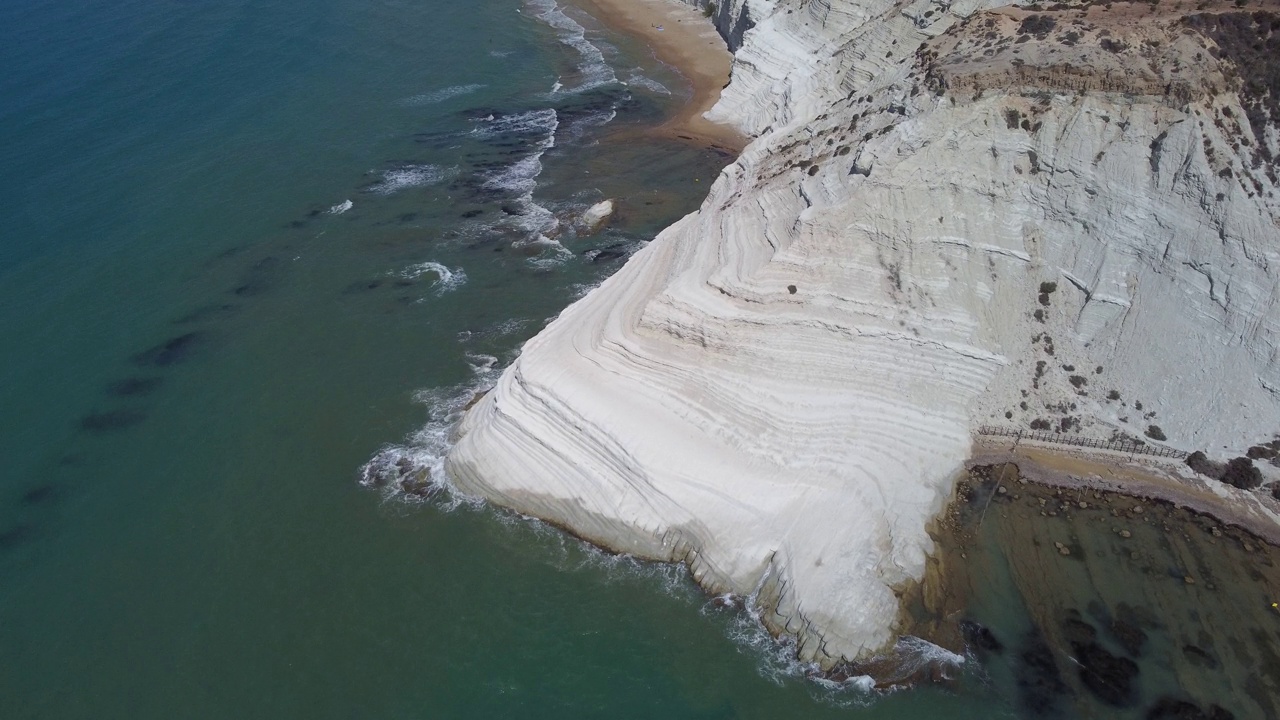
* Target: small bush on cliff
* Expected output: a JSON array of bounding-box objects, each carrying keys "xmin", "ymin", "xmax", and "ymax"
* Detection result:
[
  {"xmin": 1184, "ymin": 12, "xmax": 1280, "ymax": 169},
  {"xmin": 1221, "ymin": 457, "xmax": 1262, "ymax": 489},
  {"xmin": 704, "ymin": 2, "xmax": 716, "ymax": 18},
  {"xmin": 1186, "ymin": 451, "xmax": 1223, "ymax": 478},
  {"xmin": 1018, "ymin": 15, "xmax": 1057, "ymax": 39},
  {"xmin": 1144, "ymin": 425, "xmax": 1167, "ymax": 441}
]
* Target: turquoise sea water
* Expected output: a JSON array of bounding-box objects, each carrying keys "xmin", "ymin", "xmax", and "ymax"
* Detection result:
[{"xmin": 0, "ymin": 0, "xmax": 1171, "ymax": 717}]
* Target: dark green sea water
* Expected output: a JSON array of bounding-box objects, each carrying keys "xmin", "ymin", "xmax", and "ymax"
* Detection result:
[{"xmin": 3, "ymin": 0, "xmax": 1229, "ymax": 717}]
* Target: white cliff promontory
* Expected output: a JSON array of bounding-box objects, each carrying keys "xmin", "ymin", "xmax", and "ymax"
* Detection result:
[{"xmin": 445, "ymin": 0, "xmax": 1280, "ymax": 667}]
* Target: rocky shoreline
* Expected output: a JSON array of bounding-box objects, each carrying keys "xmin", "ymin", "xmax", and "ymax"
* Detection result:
[
  {"xmin": 919, "ymin": 459, "xmax": 1280, "ymax": 717},
  {"xmin": 970, "ymin": 437, "xmax": 1280, "ymax": 546},
  {"xmin": 444, "ymin": 0, "xmax": 1280, "ymax": 671}
]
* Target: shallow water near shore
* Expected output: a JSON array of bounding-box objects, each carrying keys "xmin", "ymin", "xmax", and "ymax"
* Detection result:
[
  {"xmin": 936, "ymin": 465, "xmax": 1280, "ymax": 719},
  {"xmin": 1, "ymin": 0, "xmax": 1272, "ymax": 717}
]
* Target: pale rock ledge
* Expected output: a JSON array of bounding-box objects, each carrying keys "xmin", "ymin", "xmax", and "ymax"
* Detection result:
[{"xmin": 447, "ymin": 0, "xmax": 1280, "ymax": 667}]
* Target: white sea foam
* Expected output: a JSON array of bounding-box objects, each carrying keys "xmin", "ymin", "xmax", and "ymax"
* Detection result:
[
  {"xmin": 485, "ymin": 153, "xmax": 548, "ymax": 196},
  {"xmin": 469, "ymin": 108, "xmax": 559, "ymax": 142},
  {"xmin": 368, "ymin": 164, "xmax": 454, "ymax": 195},
  {"xmin": 328, "ymin": 199, "xmax": 353, "ymax": 215},
  {"xmin": 484, "ymin": 318, "xmax": 531, "ymax": 337},
  {"xmin": 358, "ymin": 354, "xmax": 501, "ymax": 507},
  {"xmin": 472, "ymin": 108, "xmax": 567, "ymax": 264},
  {"xmin": 397, "ymin": 261, "xmax": 468, "ymax": 294},
  {"xmin": 624, "ymin": 72, "xmax": 671, "ymax": 96},
  {"xmin": 523, "ymin": 0, "xmax": 617, "ymax": 93},
  {"xmin": 399, "ymin": 84, "xmax": 486, "ymax": 107},
  {"xmin": 564, "ymin": 108, "xmax": 617, "ymax": 142}
]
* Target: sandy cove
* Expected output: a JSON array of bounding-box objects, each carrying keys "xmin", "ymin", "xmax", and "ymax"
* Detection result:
[{"xmin": 568, "ymin": 0, "xmax": 745, "ymax": 153}]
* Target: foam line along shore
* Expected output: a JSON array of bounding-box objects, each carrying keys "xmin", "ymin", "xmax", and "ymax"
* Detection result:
[{"xmin": 567, "ymin": 0, "xmax": 744, "ymax": 152}]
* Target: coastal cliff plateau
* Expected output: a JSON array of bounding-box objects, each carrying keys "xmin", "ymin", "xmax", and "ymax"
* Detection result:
[{"xmin": 445, "ymin": 0, "xmax": 1280, "ymax": 668}]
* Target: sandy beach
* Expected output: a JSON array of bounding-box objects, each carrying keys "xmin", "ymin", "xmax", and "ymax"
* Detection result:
[{"xmin": 569, "ymin": 0, "xmax": 745, "ymax": 152}]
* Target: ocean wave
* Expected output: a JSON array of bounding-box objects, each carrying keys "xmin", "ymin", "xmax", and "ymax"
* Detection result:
[
  {"xmin": 563, "ymin": 108, "xmax": 616, "ymax": 143},
  {"xmin": 523, "ymin": 235, "xmax": 574, "ymax": 269},
  {"xmin": 328, "ymin": 199, "xmax": 353, "ymax": 215},
  {"xmin": 484, "ymin": 154, "xmax": 547, "ymax": 196},
  {"xmin": 473, "ymin": 110, "xmax": 564, "ymax": 256},
  {"xmin": 624, "ymin": 72, "xmax": 671, "ymax": 96},
  {"xmin": 458, "ymin": 318, "xmax": 532, "ymax": 344},
  {"xmin": 396, "ymin": 261, "xmax": 467, "ymax": 294},
  {"xmin": 469, "ymin": 108, "xmax": 559, "ymax": 142},
  {"xmin": 357, "ymin": 354, "xmax": 501, "ymax": 507},
  {"xmin": 367, "ymin": 164, "xmax": 455, "ymax": 195},
  {"xmin": 399, "ymin": 84, "xmax": 486, "ymax": 107},
  {"xmin": 523, "ymin": 0, "xmax": 617, "ymax": 94}
]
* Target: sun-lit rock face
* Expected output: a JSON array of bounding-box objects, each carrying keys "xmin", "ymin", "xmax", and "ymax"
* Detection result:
[{"xmin": 447, "ymin": 0, "xmax": 1280, "ymax": 667}]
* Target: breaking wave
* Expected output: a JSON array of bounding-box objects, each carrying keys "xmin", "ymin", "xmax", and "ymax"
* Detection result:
[
  {"xmin": 624, "ymin": 72, "xmax": 671, "ymax": 96},
  {"xmin": 563, "ymin": 108, "xmax": 617, "ymax": 143},
  {"xmin": 471, "ymin": 109, "xmax": 571, "ymax": 265},
  {"xmin": 469, "ymin": 107, "xmax": 559, "ymax": 142},
  {"xmin": 399, "ymin": 84, "xmax": 486, "ymax": 106},
  {"xmin": 523, "ymin": 0, "xmax": 617, "ymax": 94},
  {"xmin": 367, "ymin": 164, "xmax": 455, "ymax": 195},
  {"xmin": 396, "ymin": 261, "xmax": 468, "ymax": 294},
  {"xmin": 358, "ymin": 353, "xmax": 501, "ymax": 507},
  {"xmin": 328, "ymin": 199, "xmax": 353, "ymax": 215}
]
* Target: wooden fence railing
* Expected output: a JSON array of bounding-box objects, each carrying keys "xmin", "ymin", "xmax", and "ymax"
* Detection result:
[{"xmin": 976, "ymin": 425, "xmax": 1188, "ymax": 460}]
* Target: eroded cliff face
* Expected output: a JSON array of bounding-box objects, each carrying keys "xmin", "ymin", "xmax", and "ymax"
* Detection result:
[{"xmin": 445, "ymin": 0, "xmax": 1280, "ymax": 667}]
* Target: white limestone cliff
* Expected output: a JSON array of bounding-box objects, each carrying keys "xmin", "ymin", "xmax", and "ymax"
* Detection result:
[{"xmin": 445, "ymin": 0, "xmax": 1280, "ymax": 667}]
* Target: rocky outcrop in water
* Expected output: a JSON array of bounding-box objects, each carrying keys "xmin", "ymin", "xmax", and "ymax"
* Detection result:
[{"xmin": 447, "ymin": 0, "xmax": 1280, "ymax": 667}]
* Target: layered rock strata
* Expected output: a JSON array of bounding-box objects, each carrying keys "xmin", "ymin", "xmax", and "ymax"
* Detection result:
[{"xmin": 446, "ymin": 0, "xmax": 1280, "ymax": 667}]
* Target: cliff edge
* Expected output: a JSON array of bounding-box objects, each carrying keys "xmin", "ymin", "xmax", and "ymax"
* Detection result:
[{"xmin": 445, "ymin": 0, "xmax": 1280, "ymax": 667}]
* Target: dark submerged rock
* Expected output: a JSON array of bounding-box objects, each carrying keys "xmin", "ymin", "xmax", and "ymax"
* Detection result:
[
  {"xmin": 1145, "ymin": 696, "xmax": 1235, "ymax": 720},
  {"xmin": 1181, "ymin": 644, "xmax": 1219, "ymax": 670},
  {"xmin": 232, "ymin": 256, "xmax": 285, "ymax": 297},
  {"xmin": 79, "ymin": 409, "xmax": 147, "ymax": 433},
  {"xmin": 106, "ymin": 377, "xmax": 162, "ymax": 397},
  {"xmin": 589, "ymin": 249, "xmax": 628, "ymax": 264},
  {"xmin": 173, "ymin": 303, "xmax": 237, "ymax": 325},
  {"xmin": 342, "ymin": 279, "xmax": 384, "ymax": 294},
  {"xmin": 1073, "ymin": 639, "xmax": 1139, "ymax": 707},
  {"xmin": 1016, "ymin": 632, "xmax": 1072, "ymax": 717},
  {"xmin": 0, "ymin": 524, "xmax": 34, "ymax": 551},
  {"xmin": 132, "ymin": 332, "xmax": 205, "ymax": 367},
  {"xmin": 21, "ymin": 484, "xmax": 60, "ymax": 506},
  {"xmin": 1110, "ymin": 618, "xmax": 1148, "ymax": 658},
  {"xmin": 960, "ymin": 620, "xmax": 1004, "ymax": 654},
  {"xmin": 1062, "ymin": 615, "xmax": 1097, "ymax": 646}
]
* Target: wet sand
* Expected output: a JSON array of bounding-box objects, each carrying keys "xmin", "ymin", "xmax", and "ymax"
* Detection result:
[{"xmin": 570, "ymin": 0, "xmax": 746, "ymax": 152}]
